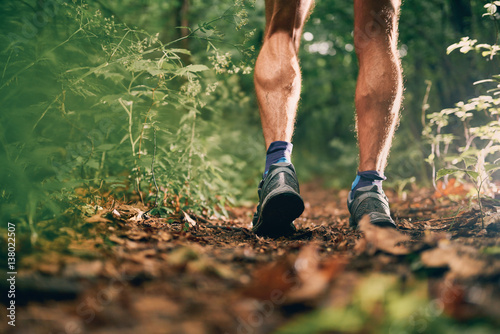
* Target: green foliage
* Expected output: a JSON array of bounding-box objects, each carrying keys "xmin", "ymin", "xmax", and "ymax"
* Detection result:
[
  {"xmin": 0, "ymin": 0, "xmax": 259, "ymax": 237},
  {"xmin": 424, "ymin": 2, "xmax": 499, "ymax": 221}
]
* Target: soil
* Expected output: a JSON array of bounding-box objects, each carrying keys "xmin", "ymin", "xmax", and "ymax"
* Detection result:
[{"xmin": 2, "ymin": 181, "xmax": 500, "ymax": 334}]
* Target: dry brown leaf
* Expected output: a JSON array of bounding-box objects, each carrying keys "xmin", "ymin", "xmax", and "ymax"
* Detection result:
[
  {"xmin": 102, "ymin": 261, "xmax": 121, "ymax": 279},
  {"xmin": 423, "ymin": 230, "xmax": 451, "ymax": 247},
  {"xmin": 421, "ymin": 244, "xmax": 500, "ymax": 279},
  {"xmin": 399, "ymin": 219, "xmax": 414, "ymax": 229},
  {"xmin": 127, "ymin": 249, "xmax": 157, "ymax": 264},
  {"xmin": 134, "ymin": 295, "xmax": 181, "ymax": 317},
  {"xmin": 242, "ymin": 244, "xmax": 345, "ymax": 303},
  {"xmin": 128, "ymin": 210, "xmax": 145, "ymax": 223},
  {"xmin": 420, "ymin": 247, "xmax": 455, "ymax": 268},
  {"xmin": 288, "ymin": 244, "xmax": 345, "ymax": 302},
  {"xmin": 485, "ymin": 212, "xmax": 500, "ymax": 232},
  {"xmin": 241, "ymin": 256, "xmax": 297, "ymax": 300},
  {"xmin": 183, "ymin": 210, "xmax": 197, "ymax": 228},
  {"xmin": 37, "ymin": 262, "xmax": 61, "ymax": 275},
  {"xmin": 357, "ymin": 216, "xmax": 411, "ymax": 255},
  {"xmin": 126, "ymin": 230, "xmax": 150, "ymax": 241},
  {"xmin": 67, "ymin": 237, "xmax": 102, "ymax": 258},
  {"xmin": 62, "ymin": 260, "xmax": 103, "ymax": 278},
  {"xmin": 109, "ymin": 234, "xmax": 125, "ymax": 245},
  {"xmin": 154, "ymin": 231, "xmax": 173, "ymax": 242},
  {"xmin": 118, "ymin": 204, "xmax": 143, "ymax": 214},
  {"xmin": 124, "ymin": 239, "xmax": 144, "ymax": 250},
  {"xmin": 85, "ymin": 213, "xmax": 112, "ymax": 224}
]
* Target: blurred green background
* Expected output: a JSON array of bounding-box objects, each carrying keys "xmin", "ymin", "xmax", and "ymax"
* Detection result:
[{"xmin": 1, "ymin": 0, "xmax": 498, "ymax": 232}]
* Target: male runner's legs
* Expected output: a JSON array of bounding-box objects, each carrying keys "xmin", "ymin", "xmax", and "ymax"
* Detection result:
[{"xmin": 252, "ymin": 0, "xmax": 402, "ymax": 236}]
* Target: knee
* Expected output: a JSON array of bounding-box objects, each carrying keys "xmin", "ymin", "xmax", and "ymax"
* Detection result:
[
  {"xmin": 354, "ymin": 1, "xmax": 400, "ymax": 56},
  {"xmin": 265, "ymin": 0, "xmax": 313, "ymax": 47}
]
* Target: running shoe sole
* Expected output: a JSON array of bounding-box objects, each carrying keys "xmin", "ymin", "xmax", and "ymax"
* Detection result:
[{"xmin": 252, "ymin": 187, "xmax": 304, "ymax": 236}]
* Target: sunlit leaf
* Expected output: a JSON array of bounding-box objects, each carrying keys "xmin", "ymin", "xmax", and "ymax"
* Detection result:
[{"xmin": 436, "ymin": 168, "xmax": 461, "ymax": 179}]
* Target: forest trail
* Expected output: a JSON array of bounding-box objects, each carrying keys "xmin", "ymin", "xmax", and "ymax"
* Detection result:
[{"xmin": 3, "ymin": 182, "xmax": 500, "ymax": 334}]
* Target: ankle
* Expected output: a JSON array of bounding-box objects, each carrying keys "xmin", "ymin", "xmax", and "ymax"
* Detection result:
[
  {"xmin": 264, "ymin": 141, "xmax": 293, "ymax": 177},
  {"xmin": 350, "ymin": 170, "xmax": 386, "ymax": 199}
]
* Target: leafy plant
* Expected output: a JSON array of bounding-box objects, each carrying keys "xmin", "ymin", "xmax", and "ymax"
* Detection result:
[
  {"xmin": 423, "ymin": 1, "xmax": 500, "ymax": 225},
  {"xmin": 0, "ymin": 0, "xmax": 257, "ymax": 242}
]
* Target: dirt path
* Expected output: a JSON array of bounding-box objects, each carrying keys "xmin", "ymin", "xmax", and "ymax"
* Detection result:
[{"xmin": 2, "ymin": 183, "xmax": 500, "ymax": 333}]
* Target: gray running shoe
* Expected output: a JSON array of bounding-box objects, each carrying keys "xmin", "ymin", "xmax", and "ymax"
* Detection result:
[
  {"xmin": 347, "ymin": 185, "xmax": 396, "ymax": 228},
  {"xmin": 252, "ymin": 162, "xmax": 304, "ymax": 237}
]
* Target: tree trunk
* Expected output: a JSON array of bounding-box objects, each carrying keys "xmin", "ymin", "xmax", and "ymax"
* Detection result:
[{"xmin": 174, "ymin": 0, "xmax": 191, "ymax": 64}]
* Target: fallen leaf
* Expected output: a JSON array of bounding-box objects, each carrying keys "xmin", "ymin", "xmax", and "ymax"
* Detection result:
[
  {"xmin": 288, "ymin": 244, "xmax": 346, "ymax": 302},
  {"xmin": 183, "ymin": 210, "xmax": 197, "ymax": 228},
  {"xmin": 484, "ymin": 212, "xmax": 500, "ymax": 232},
  {"xmin": 133, "ymin": 295, "xmax": 181, "ymax": 317},
  {"xmin": 154, "ymin": 231, "xmax": 173, "ymax": 242},
  {"xmin": 423, "ymin": 231, "xmax": 451, "ymax": 247},
  {"xmin": 433, "ymin": 179, "xmax": 470, "ymax": 198},
  {"xmin": 242, "ymin": 244, "xmax": 345, "ymax": 303},
  {"xmin": 124, "ymin": 239, "xmax": 145, "ymax": 251},
  {"xmin": 421, "ymin": 243, "xmax": 500, "ymax": 279},
  {"xmin": 126, "ymin": 230, "xmax": 150, "ymax": 241},
  {"xmin": 85, "ymin": 213, "xmax": 112, "ymax": 224},
  {"xmin": 126, "ymin": 249, "xmax": 157, "ymax": 263},
  {"xmin": 37, "ymin": 262, "xmax": 61, "ymax": 275},
  {"xmin": 62, "ymin": 261, "xmax": 103, "ymax": 278},
  {"xmin": 241, "ymin": 255, "xmax": 297, "ymax": 300},
  {"xmin": 356, "ymin": 216, "xmax": 411, "ymax": 255},
  {"xmin": 109, "ymin": 234, "xmax": 125, "ymax": 245},
  {"xmin": 128, "ymin": 210, "xmax": 145, "ymax": 223}
]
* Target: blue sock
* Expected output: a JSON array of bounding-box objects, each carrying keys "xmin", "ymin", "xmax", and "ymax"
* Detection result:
[
  {"xmin": 350, "ymin": 170, "xmax": 386, "ymax": 200},
  {"xmin": 264, "ymin": 141, "xmax": 293, "ymax": 177}
]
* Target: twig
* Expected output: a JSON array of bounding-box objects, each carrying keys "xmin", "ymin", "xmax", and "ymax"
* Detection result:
[
  {"xmin": 138, "ymin": 79, "xmax": 161, "ymax": 158},
  {"xmin": 188, "ymin": 213, "xmax": 212, "ymax": 225},
  {"xmin": 151, "ymin": 128, "xmax": 160, "ymax": 207}
]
